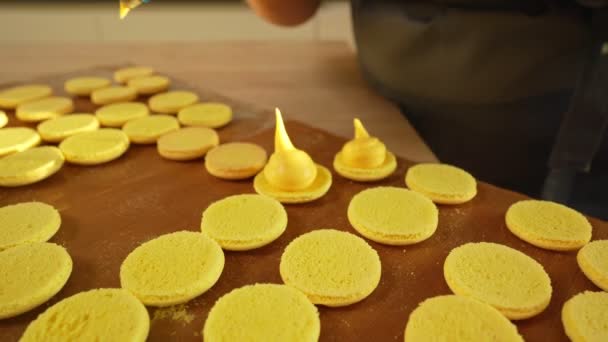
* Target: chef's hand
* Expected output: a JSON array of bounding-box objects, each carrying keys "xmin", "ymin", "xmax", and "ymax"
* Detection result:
[{"xmin": 246, "ymin": 0, "xmax": 321, "ymax": 26}]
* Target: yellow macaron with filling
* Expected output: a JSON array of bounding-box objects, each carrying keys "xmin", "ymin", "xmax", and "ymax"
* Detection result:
[
  {"xmin": 20, "ymin": 288, "xmax": 150, "ymax": 342},
  {"xmin": 0, "ymin": 127, "xmax": 41, "ymax": 157},
  {"xmin": 59, "ymin": 129, "xmax": 130, "ymax": 165},
  {"xmin": 37, "ymin": 114, "xmax": 100, "ymax": 143},
  {"xmin": 149, "ymin": 90, "xmax": 199, "ymax": 114},
  {"xmin": 95, "ymin": 102, "xmax": 149, "ymax": 128},
  {"xmin": 0, "ymin": 146, "xmax": 64, "ymax": 187},
  {"xmin": 114, "ymin": 66, "xmax": 155, "ymax": 84},
  {"xmin": 561, "ymin": 291, "xmax": 608, "ymax": 342},
  {"xmin": 254, "ymin": 108, "xmax": 332, "ymax": 204},
  {"xmin": 444, "ymin": 242, "xmax": 552, "ymax": 320},
  {"xmin": 16, "ymin": 97, "xmax": 74, "ymax": 123},
  {"xmin": 201, "ymin": 194, "xmax": 287, "ymax": 251},
  {"xmin": 254, "ymin": 165, "xmax": 332, "ymax": 204},
  {"xmin": 178, "ymin": 102, "xmax": 233, "ymax": 129},
  {"xmin": 203, "ymin": 284, "xmax": 320, "ymax": 342},
  {"xmin": 404, "ymin": 295, "xmax": 523, "ymax": 342},
  {"xmin": 122, "ymin": 114, "xmax": 180, "ymax": 144},
  {"xmin": 0, "ymin": 202, "xmax": 61, "ymax": 251},
  {"xmin": 405, "ymin": 163, "xmax": 477, "ymax": 204},
  {"xmin": 577, "ymin": 240, "xmax": 608, "ymax": 291},
  {"xmin": 157, "ymin": 126, "xmax": 219, "ymax": 161},
  {"xmin": 205, "ymin": 142, "xmax": 268, "ymax": 180},
  {"xmin": 0, "ymin": 242, "xmax": 72, "ymax": 319},
  {"xmin": 120, "ymin": 230, "xmax": 225, "ymax": 307},
  {"xmin": 348, "ymin": 186, "xmax": 438, "ymax": 245},
  {"xmin": 64, "ymin": 77, "xmax": 111, "ymax": 96},
  {"xmin": 0, "ymin": 84, "xmax": 52, "ymax": 109},
  {"xmin": 91, "ymin": 86, "xmax": 137, "ymax": 105},
  {"xmin": 127, "ymin": 75, "xmax": 170, "ymax": 95},
  {"xmin": 333, "ymin": 118, "xmax": 397, "ymax": 181},
  {"xmin": 280, "ymin": 229, "xmax": 381, "ymax": 307},
  {"xmin": 506, "ymin": 200, "xmax": 592, "ymax": 251}
]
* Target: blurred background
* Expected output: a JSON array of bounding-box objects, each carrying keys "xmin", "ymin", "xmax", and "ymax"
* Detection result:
[{"xmin": 0, "ymin": 0, "xmax": 353, "ymax": 44}]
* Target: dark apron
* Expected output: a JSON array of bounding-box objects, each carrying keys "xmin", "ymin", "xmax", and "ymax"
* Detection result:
[{"xmin": 351, "ymin": 0, "xmax": 607, "ymax": 218}]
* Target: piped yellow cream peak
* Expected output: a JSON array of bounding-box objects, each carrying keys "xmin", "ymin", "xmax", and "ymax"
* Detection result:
[
  {"xmin": 263, "ymin": 108, "xmax": 318, "ymax": 191},
  {"xmin": 341, "ymin": 118, "xmax": 387, "ymax": 168},
  {"xmin": 119, "ymin": 0, "xmax": 145, "ymax": 19},
  {"xmin": 119, "ymin": 2, "xmax": 130, "ymax": 19},
  {"xmin": 354, "ymin": 118, "xmax": 370, "ymax": 139},
  {"xmin": 274, "ymin": 108, "xmax": 295, "ymax": 152}
]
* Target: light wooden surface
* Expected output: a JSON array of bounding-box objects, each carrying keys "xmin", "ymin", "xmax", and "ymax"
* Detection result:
[
  {"xmin": 0, "ymin": 2, "xmax": 353, "ymax": 44},
  {"xmin": 0, "ymin": 41, "xmax": 436, "ymax": 162}
]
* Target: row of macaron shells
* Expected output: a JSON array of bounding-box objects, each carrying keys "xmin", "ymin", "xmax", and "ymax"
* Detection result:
[
  {"xmin": 2, "ymin": 66, "xmax": 469, "ymax": 195},
  {"xmin": 2, "ymin": 189, "xmax": 606, "ymax": 341},
  {"xmin": 0, "ymin": 66, "xmax": 239, "ymax": 187}
]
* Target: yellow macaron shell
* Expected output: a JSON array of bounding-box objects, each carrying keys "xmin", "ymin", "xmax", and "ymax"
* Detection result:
[
  {"xmin": 91, "ymin": 86, "xmax": 138, "ymax": 105},
  {"xmin": 114, "ymin": 66, "xmax": 155, "ymax": 84},
  {"xmin": 203, "ymin": 284, "xmax": 320, "ymax": 342},
  {"xmin": 120, "ymin": 231, "xmax": 225, "ymax": 307},
  {"xmin": 201, "ymin": 194, "xmax": 287, "ymax": 251},
  {"xmin": 64, "ymin": 77, "xmax": 111, "ymax": 96},
  {"xmin": 122, "ymin": 115, "xmax": 180, "ymax": 144},
  {"xmin": 444, "ymin": 242, "xmax": 552, "ymax": 320},
  {"xmin": 0, "ymin": 242, "xmax": 72, "ymax": 319},
  {"xmin": 177, "ymin": 102, "xmax": 233, "ymax": 128},
  {"xmin": 59, "ymin": 129, "xmax": 130, "ymax": 165},
  {"xmin": 95, "ymin": 102, "xmax": 149, "ymax": 128},
  {"xmin": 20, "ymin": 288, "xmax": 150, "ymax": 342},
  {"xmin": 16, "ymin": 97, "xmax": 74, "ymax": 123},
  {"xmin": 148, "ymin": 90, "xmax": 199, "ymax": 114},
  {"xmin": 405, "ymin": 163, "xmax": 477, "ymax": 204},
  {"xmin": 0, "ymin": 146, "xmax": 64, "ymax": 187},
  {"xmin": 506, "ymin": 200, "xmax": 592, "ymax": 251},
  {"xmin": 0, "ymin": 111, "xmax": 8, "ymax": 128},
  {"xmin": 404, "ymin": 295, "xmax": 523, "ymax": 342},
  {"xmin": 0, "ymin": 85, "xmax": 52, "ymax": 109},
  {"xmin": 562, "ymin": 291, "xmax": 608, "ymax": 342},
  {"xmin": 0, "ymin": 127, "xmax": 41, "ymax": 157},
  {"xmin": 205, "ymin": 142, "xmax": 268, "ymax": 180},
  {"xmin": 156, "ymin": 126, "xmax": 219, "ymax": 161},
  {"xmin": 348, "ymin": 186, "xmax": 438, "ymax": 245},
  {"xmin": 127, "ymin": 75, "xmax": 170, "ymax": 95},
  {"xmin": 0, "ymin": 202, "xmax": 61, "ymax": 251},
  {"xmin": 37, "ymin": 114, "xmax": 100, "ymax": 143},
  {"xmin": 577, "ymin": 240, "xmax": 608, "ymax": 291},
  {"xmin": 280, "ymin": 229, "xmax": 381, "ymax": 306}
]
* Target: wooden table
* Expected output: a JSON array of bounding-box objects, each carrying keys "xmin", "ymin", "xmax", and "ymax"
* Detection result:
[
  {"xmin": 0, "ymin": 41, "xmax": 436, "ymax": 163},
  {"xmin": 1, "ymin": 44, "xmax": 606, "ymax": 342}
]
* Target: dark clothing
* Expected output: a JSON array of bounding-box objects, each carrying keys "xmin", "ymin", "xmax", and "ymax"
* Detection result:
[{"xmin": 350, "ymin": 0, "xmax": 607, "ymax": 219}]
